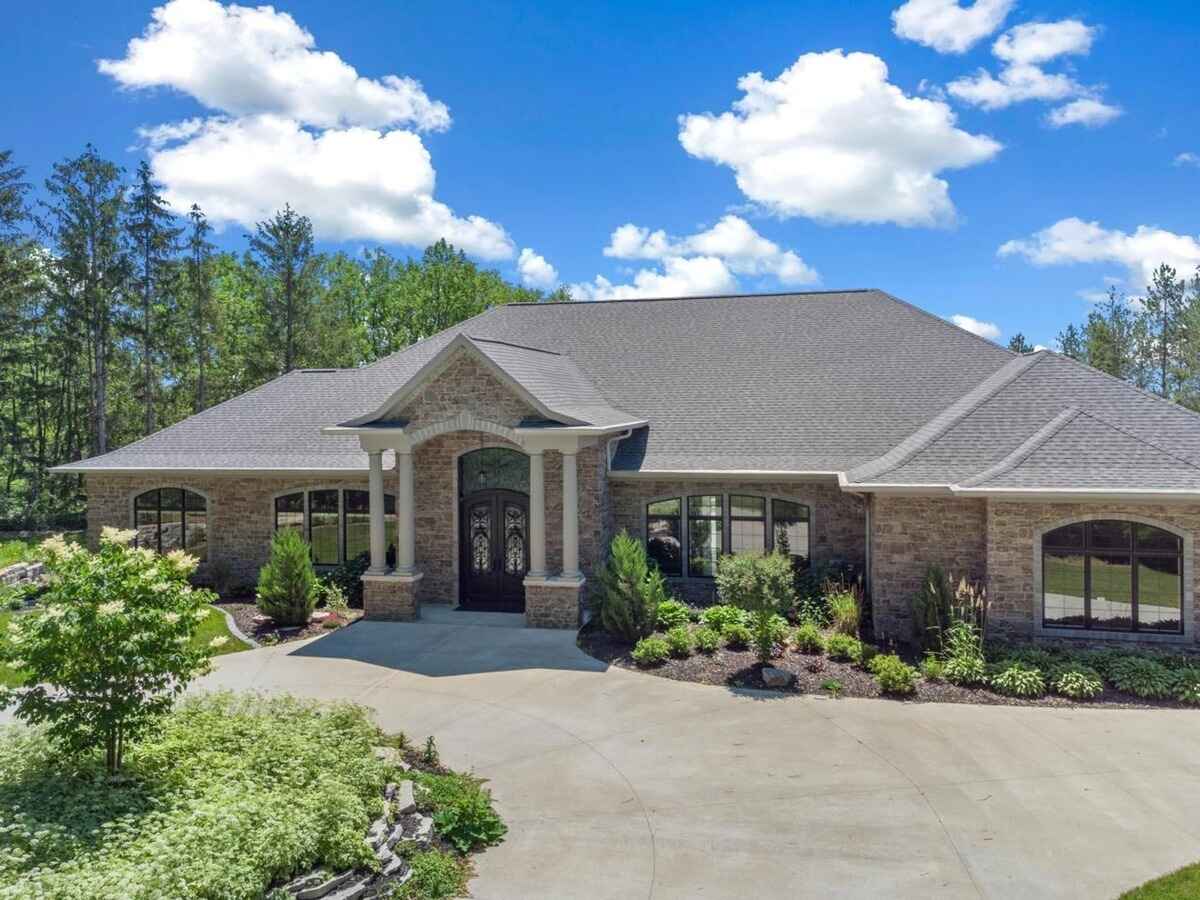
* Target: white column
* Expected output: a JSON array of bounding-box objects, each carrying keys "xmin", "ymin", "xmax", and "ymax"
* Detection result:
[
  {"xmin": 396, "ymin": 449, "xmax": 416, "ymax": 574},
  {"xmin": 528, "ymin": 449, "xmax": 546, "ymax": 577},
  {"xmin": 561, "ymin": 449, "xmax": 580, "ymax": 578},
  {"xmin": 367, "ymin": 450, "xmax": 387, "ymax": 574}
]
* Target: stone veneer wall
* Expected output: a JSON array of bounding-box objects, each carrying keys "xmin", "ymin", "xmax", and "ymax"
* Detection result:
[
  {"xmin": 84, "ymin": 472, "xmax": 373, "ymax": 586},
  {"xmin": 610, "ymin": 479, "xmax": 866, "ymax": 605},
  {"xmin": 869, "ymin": 494, "xmax": 988, "ymax": 644},
  {"xmin": 988, "ymin": 500, "xmax": 1200, "ymax": 646}
]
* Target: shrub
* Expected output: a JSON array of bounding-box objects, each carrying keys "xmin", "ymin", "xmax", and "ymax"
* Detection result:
[
  {"xmin": 1009, "ymin": 646, "xmax": 1060, "ymax": 672},
  {"xmin": 722, "ymin": 622, "xmax": 752, "ymax": 649},
  {"xmin": 940, "ymin": 620, "xmax": 987, "ymax": 687},
  {"xmin": 632, "ymin": 636, "xmax": 670, "ymax": 666},
  {"xmin": 826, "ymin": 589, "xmax": 860, "ymax": 637},
  {"xmin": 821, "ymin": 678, "xmax": 843, "ymax": 697},
  {"xmin": 793, "ymin": 621, "xmax": 825, "ymax": 654},
  {"xmin": 825, "ymin": 633, "xmax": 861, "ymax": 662},
  {"xmin": 920, "ymin": 656, "xmax": 945, "ymax": 681},
  {"xmin": 656, "ymin": 599, "xmax": 693, "ymax": 631},
  {"xmin": 693, "ymin": 626, "xmax": 721, "ymax": 653},
  {"xmin": 716, "ymin": 552, "xmax": 795, "ymax": 664},
  {"xmin": 664, "ymin": 625, "xmax": 693, "ymax": 657},
  {"xmin": 395, "ymin": 850, "xmax": 471, "ymax": 899},
  {"xmin": 1108, "ymin": 656, "xmax": 1174, "ymax": 699},
  {"xmin": 594, "ymin": 531, "xmax": 663, "ymax": 641},
  {"xmin": 989, "ymin": 662, "xmax": 1046, "ymax": 698},
  {"xmin": 328, "ymin": 551, "xmax": 370, "ymax": 608},
  {"xmin": 855, "ymin": 641, "xmax": 877, "ymax": 668},
  {"xmin": 0, "ymin": 530, "xmax": 218, "ymax": 773},
  {"xmin": 1050, "ymin": 665, "xmax": 1104, "ymax": 700},
  {"xmin": 910, "ymin": 564, "xmax": 953, "ymax": 652},
  {"xmin": 429, "ymin": 782, "xmax": 507, "ymax": 853},
  {"xmin": 1172, "ymin": 668, "xmax": 1200, "ymax": 705},
  {"xmin": 256, "ymin": 528, "xmax": 319, "ymax": 627},
  {"xmin": 870, "ymin": 654, "xmax": 918, "ymax": 695},
  {"xmin": 699, "ymin": 604, "xmax": 747, "ymax": 631}
]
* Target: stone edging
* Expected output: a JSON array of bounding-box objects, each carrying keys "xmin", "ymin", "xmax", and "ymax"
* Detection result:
[{"xmin": 215, "ymin": 605, "xmax": 260, "ymax": 649}]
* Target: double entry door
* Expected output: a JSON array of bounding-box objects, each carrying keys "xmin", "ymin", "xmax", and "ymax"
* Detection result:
[{"xmin": 459, "ymin": 489, "xmax": 529, "ymax": 611}]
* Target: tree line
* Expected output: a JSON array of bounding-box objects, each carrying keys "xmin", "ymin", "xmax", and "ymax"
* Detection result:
[
  {"xmin": 1006, "ymin": 264, "xmax": 1200, "ymax": 407},
  {"xmin": 0, "ymin": 145, "xmax": 566, "ymax": 528}
]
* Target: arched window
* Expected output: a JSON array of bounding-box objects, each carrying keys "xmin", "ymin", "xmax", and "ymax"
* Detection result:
[
  {"xmin": 459, "ymin": 448, "xmax": 529, "ymax": 496},
  {"xmin": 1042, "ymin": 520, "xmax": 1183, "ymax": 634},
  {"xmin": 134, "ymin": 488, "xmax": 208, "ymax": 561}
]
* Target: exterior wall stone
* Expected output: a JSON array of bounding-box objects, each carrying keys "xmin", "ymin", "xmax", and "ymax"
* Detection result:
[
  {"xmin": 524, "ymin": 579, "xmax": 583, "ymax": 629},
  {"xmin": 987, "ymin": 500, "xmax": 1200, "ymax": 647},
  {"xmin": 363, "ymin": 575, "xmax": 420, "ymax": 621},
  {"xmin": 610, "ymin": 479, "xmax": 865, "ymax": 605},
  {"xmin": 869, "ymin": 494, "xmax": 988, "ymax": 644},
  {"xmin": 395, "ymin": 352, "xmax": 537, "ymax": 429}
]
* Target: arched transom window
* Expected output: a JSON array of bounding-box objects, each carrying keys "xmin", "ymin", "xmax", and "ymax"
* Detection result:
[
  {"xmin": 134, "ymin": 488, "xmax": 207, "ymax": 561},
  {"xmin": 1042, "ymin": 520, "xmax": 1183, "ymax": 634}
]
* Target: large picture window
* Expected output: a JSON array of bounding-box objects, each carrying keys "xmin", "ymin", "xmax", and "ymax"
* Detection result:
[
  {"xmin": 274, "ymin": 488, "xmax": 396, "ymax": 566},
  {"xmin": 688, "ymin": 495, "xmax": 724, "ymax": 577},
  {"xmin": 772, "ymin": 499, "xmax": 811, "ymax": 570},
  {"xmin": 729, "ymin": 495, "xmax": 766, "ymax": 555},
  {"xmin": 1042, "ymin": 520, "xmax": 1182, "ymax": 634},
  {"xmin": 133, "ymin": 488, "xmax": 208, "ymax": 561},
  {"xmin": 646, "ymin": 498, "xmax": 682, "ymax": 575}
]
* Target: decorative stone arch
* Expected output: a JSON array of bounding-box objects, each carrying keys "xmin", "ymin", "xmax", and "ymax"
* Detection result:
[
  {"xmin": 404, "ymin": 412, "xmax": 522, "ymax": 449},
  {"xmin": 1031, "ymin": 512, "xmax": 1193, "ymax": 643}
]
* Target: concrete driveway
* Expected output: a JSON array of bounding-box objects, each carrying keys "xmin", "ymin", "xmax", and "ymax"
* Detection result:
[{"xmin": 197, "ymin": 614, "xmax": 1200, "ymax": 899}]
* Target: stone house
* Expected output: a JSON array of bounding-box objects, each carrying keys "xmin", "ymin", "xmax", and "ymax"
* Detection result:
[{"xmin": 56, "ymin": 290, "xmax": 1200, "ymax": 646}]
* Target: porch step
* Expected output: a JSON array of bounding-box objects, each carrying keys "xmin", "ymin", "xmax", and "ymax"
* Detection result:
[{"xmin": 418, "ymin": 606, "xmax": 527, "ymax": 628}]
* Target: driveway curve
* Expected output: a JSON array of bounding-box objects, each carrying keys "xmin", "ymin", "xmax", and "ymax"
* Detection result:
[{"xmin": 197, "ymin": 619, "xmax": 1200, "ymax": 900}]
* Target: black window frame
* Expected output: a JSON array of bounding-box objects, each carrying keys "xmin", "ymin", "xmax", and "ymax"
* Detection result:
[
  {"xmin": 1042, "ymin": 519, "xmax": 1183, "ymax": 635},
  {"xmin": 729, "ymin": 494, "xmax": 767, "ymax": 556},
  {"xmin": 771, "ymin": 499, "xmax": 811, "ymax": 571},
  {"xmin": 687, "ymin": 494, "xmax": 725, "ymax": 578},
  {"xmin": 274, "ymin": 488, "xmax": 395, "ymax": 567},
  {"xmin": 645, "ymin": 497, "xmax": 683, "ymax": 576},
  {"xmin": 343, "ymin": 489, "xmax": 397, "ymax": 564},
  {"xmin": 133, "ymin": 487, "xmax": 208, "ymax": 560}
]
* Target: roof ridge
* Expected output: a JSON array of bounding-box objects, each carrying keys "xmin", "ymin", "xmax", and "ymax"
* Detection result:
[
  {"xmin": 874, "ymin": 289, "xmax": 1018, "ymax": 359},
  {"xmin": 847, "ymin": 352, "xmax": 1044, "ymax": 483},
  {"xmin": 1072, "ymin": 407, "xmax": 1200, "ymax": 473},
  {"xmin": 958, "ymin": 406, "xmax": 1082, "ymax": 487},
  {"xmin": 465, "ymin": 335, "xmax": 561, "ymax": 355},
  {"xmin": 505, "ymin": 288, "xmax": 880, "ymax": 307}
]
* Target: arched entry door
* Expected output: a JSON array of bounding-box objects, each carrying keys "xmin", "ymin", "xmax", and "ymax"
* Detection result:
[{"xmin": 459, "ymin": 448, "xmax": 530, "ymax": 611}]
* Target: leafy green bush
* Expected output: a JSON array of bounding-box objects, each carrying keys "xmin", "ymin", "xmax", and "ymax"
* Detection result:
[
  {"xmin": 1050, "ymin": 665, "xmax": 1104, "ymax": 700},
  {"xmin": 989, "ymin": 662, "xmax": 1046, "ymax": 698},
  {"xmin": 1108, "ymin": 656, "xmax": 1174, "ymax": 699},
  {"xmin": 821, "ymin": 678, "xmax": 843, "ymax": 697},
  {"xmin": 0, "ymin": 530, "xmax": 218, "ymax": 773},
  {"xmin": 869, "ymin": 654, "xmax": 918, "ymax": 695},
  {"xmin": 664, "ymin": 625, "xmax": 693, "ymax": 657},
  {"xmin": 855, "ymin": 641, "xmax": 877, "ymax": 668},
  {"xmin": 394, "ymin": 850, "xmax": 471, "ymax": 899},
  {"xmin": 940, "ymin": 620, "xmax": 987, "ymax": 686},
  {"xmin": 429, "ymin": 783, "xmax": 507, "ymax": 853},
  {"xmin": 1172, "ymin": 668, "xmax": 1200, "ymax": 705},
  {"xmin": 328, "ymin": 551, "xmax": 369, "ymax": 608},
  {"xmin": 722, "ymin": 622, "xmax": 752, "ymax": 649},
  {"xmin": 792, "ymin": 621, "xmax": 825, "ymax": 653},
  {"xmin": 826, "ymin": 589, "xmax": 860, "ymax": 637},
  {"xmin": 920, "ymin": 656, "xmax": 945, "ymax": 681},
  {"xmin": 910, "ymin": 564, "xmax": 953, "ymax": 652},
  {"xmin": 256, "ymin": 528, "xmax": 318, "ymax": 627},
  {"xmin": 0, "ymin": 693, "xmax": 395, "ymax": 899},
  {"xmin": 825, "ymin": 633, "xmax": 861, "ymax": 662},
  {"xmin": 632, "ymin": 636, "xmax": 670, "ymax": 666},
  {"xmin": 699, "ymin": 604, "xmax": 747, "ymax": 631},
  {"xmin": 594, "ymin": 531, "xmax": 664, "ymax": 641},
  {"xmin": 693, "ymin": 626, "xmax": 721, "ymax": 653},
  {"xmin": 716, "ymin": 553, "xmax": 796, "ymax": 664},
  {"xmin": 656, "ymin": 599, "xmax": 693, "ymax": 631}
]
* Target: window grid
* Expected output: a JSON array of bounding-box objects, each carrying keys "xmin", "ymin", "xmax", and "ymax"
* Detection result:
[
  {"xmin": 133, "ymin": 488, "xmax": 208, "ymax": 561},
  {"xmin": 687, "ymin": 495, "xmax": 724, "ymax": 578},
  {"xmin": 646, "ymin": 498, "xmax": 682, "ymax": 576},
  {"xmin": 729, "ymin": 495, "xmax": 767, "ymax": 556},
  {"xmin": 275, "ymin": 489, "xmax": 396, "ymax": 566}
]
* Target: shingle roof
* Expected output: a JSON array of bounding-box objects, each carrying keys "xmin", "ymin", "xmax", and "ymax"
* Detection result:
[{"xmin": 53, "ymin": 290, "xmax": 1200, "ymax": 494}]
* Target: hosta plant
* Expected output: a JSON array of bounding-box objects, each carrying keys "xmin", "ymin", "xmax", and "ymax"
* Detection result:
[
  {"xmin": 699, "ymin": 604, "xmax": 746, "ymax": 631},
  {"xmin": 656, "ymin": 599, "xmax": 693, "ymax": 631},
  {"xmin": 721, "ymin": 622, "xmax": 752, "ymax": 649},
  {"xmin": 1050, "ymin": 665, "xmax": 1104, "ymax": 701},
  {"xmin": 1108, "ymin": 656, "xmax": 1174, "ymax": 699},
  {"xmin": 1172, "ymin": 668, "xmax": 1200, "ymax": 705},
  {"xmin": 792, "ymin": 621, "xmax": 825, "ymax": 654},
  {"xmin": 989, "ymin": 662, "xmax": 1046, "ymax": 698}
]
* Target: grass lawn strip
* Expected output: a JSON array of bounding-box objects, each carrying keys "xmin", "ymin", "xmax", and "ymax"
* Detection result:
[{"xmin": 1119, "ymin": 862, "xmax": 1200, "ymax": 899}]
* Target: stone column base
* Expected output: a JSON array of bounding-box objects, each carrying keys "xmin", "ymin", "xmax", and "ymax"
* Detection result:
[
  {"xmin": 524, "ymin": 575, "xmax": 584, "ymax": 629},
  {"xmin": 362, "ymin": 572, "xmax": 423, "ymax": 621}
]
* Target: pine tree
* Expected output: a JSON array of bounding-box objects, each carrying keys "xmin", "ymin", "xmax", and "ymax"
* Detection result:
[
  {"xmin": 1056, "ymin": 323, "xmax": 1085, "ymax": 361},
  {"xmin": 248, "ymin": 204, "xmax": 315, "ymax": 374},
  {"xmin": 184, "ymin": 204, "xmax": 215, "ymax": 412},
  {"xmin": 1007, "ymin": 333, "xmax": 1034, "ymax": 354},
  {"xmin": 1084, "ymin": 288, "xmax": 1139, "ymax": 382},
  {"xmin": 1137, "ymin": 264, "xmax": 1186, "ymax": 398}
]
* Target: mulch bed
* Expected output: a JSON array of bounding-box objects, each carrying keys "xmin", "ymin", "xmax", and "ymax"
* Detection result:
[
  {"xmin": 578, "ymin": 627, "xmax": 1196, "ymax": 710},
  {"xmin": 216, "ymin": 599, "xmax": 363, "ymax": 645}
]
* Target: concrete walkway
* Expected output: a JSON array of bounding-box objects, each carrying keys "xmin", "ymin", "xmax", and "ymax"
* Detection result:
[{"xmin": 197, "ymin": 619, "xmax": 1200, "ymax": 898}]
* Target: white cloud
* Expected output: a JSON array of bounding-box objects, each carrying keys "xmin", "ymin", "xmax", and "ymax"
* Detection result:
[
  {"xmin": 677, "ymin": 50, "xmax": 1001, "ymax": 227},
  {"xmin": 948, "ymin": 64, "xmax": 1081, "ymax": 110},
  {"xmin": 568, "ymin": 256, "xmax": 739, "ymax": 301},
  {"xmin": 99, "ymin": 0, "xmax": 448, "ymax": 131},
  {"xmin": 1045, "ymin": 98, "xmax": 1122, "ymax": 128},
  {"xmin": 999, "ymin": 217, "xmax": 1200, "ymax": 287},
  {"xmin": 891, "ymin": 0, "xmax": 1014, "ymax": 54},
  {"xmin": 950, "ymin": 313, "xmax": 1001, "ymax": 340},
  {"xmin": 147, "ymin": 115, "xmax": 513, "ymax": 258},
  {"xmin": 1174, "ymin": 152, "xmax": 1200, "ymax": 168},
  {"xmin": 992, "ymin": 20, "xmax": 1098, "ymax": 65},
  {"xmin": 603, "ymin": 215, "xmax": 818, "ymax": 285},
  {"xmin": 516, "ymin": 248, "xmax": 558, "ymax": 290},
  {"xmin": 135, "ymin": 117, "xmax": 207, "ymax": 148}
]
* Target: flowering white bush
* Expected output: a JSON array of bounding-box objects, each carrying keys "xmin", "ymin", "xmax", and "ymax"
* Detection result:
[{"xmin": 0, "ymin": 529, "xmax": 218, "ymax": 773}]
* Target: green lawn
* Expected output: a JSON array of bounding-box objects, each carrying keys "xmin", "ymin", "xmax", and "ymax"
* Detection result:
[
  {"xmin": 0, "ymin": 532, "xmax": 83, "ymax": 569},
  {"xmin": 0, "ymin": 604, "xmax": 249, "ymax": 687},
  {"xmin": 1120, "ymin": 862, "xmax": 1200, "ymax": 899}
]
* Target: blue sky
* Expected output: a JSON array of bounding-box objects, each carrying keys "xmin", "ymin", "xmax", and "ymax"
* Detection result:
[{"xmin": 3, "ymin": 0, "xmax": 1198, "ymax": 348}]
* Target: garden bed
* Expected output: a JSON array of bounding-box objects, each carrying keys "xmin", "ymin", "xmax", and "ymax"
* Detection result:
[
  {"xmin": 217, "ymin": 599, "xmax": 363, "ymax": 645},
  {"xmin": 579, "ymin": 622, "xmax": 1200, "ymax": 710}
]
